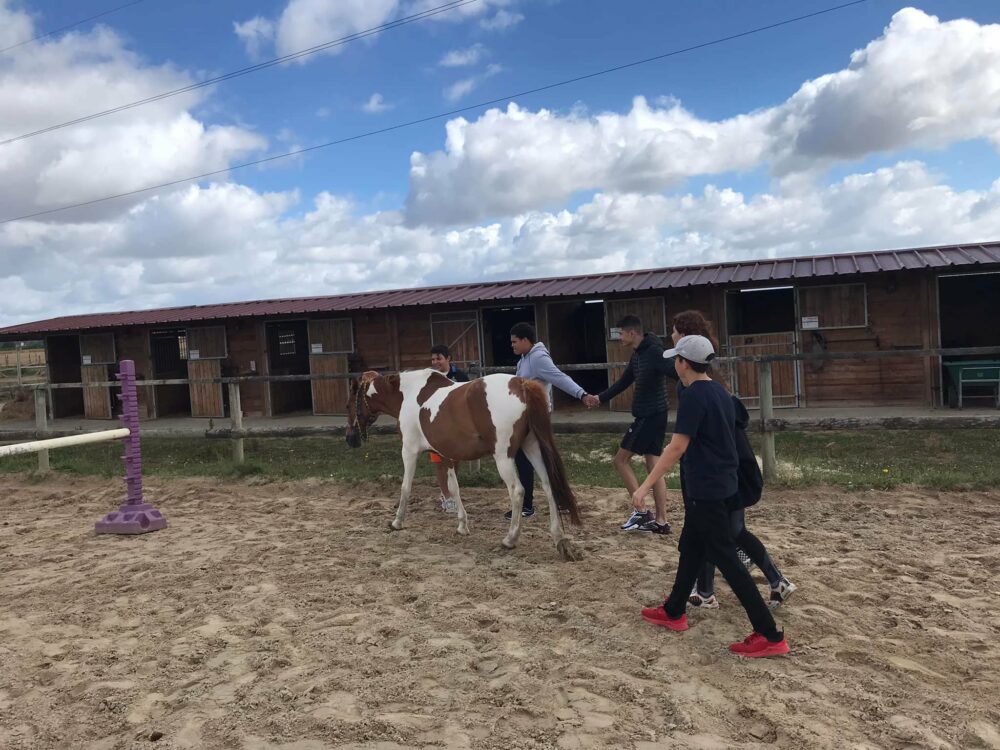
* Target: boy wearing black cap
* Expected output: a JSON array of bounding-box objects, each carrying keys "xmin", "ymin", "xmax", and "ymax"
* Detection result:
[{"xmin": 633, "ymin": 334, "xmax": 789, "ymax": 658}]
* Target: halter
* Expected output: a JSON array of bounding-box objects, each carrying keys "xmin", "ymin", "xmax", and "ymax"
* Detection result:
[{"xmin": 349, "ymin": 379, "xmax": 377, "ymax": 442}]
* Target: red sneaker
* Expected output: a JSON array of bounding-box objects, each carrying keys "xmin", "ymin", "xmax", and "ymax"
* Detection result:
[
  {"xmin": 641, "ymin": 606, "xmax": 689, "ymax": 631},
  {"xmin": 728, "ymin": 632, "xmax": 790, "ymax": 658}
]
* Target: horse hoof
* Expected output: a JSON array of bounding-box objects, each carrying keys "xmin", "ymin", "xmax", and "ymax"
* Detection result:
[
  {"xmin": 557, "ymin": 539, "xmax": 582, "ymax": 562},
  {"xmin": 457, "ymin": 524, "xmax": 469, "ymax": 536},
  {"xmin": 389, "ymin": 520, "xmax": 403, "ymax": 532},
  {"xmin": 501, "ymin": 537, "xmax": 516, "ymax": 550}
]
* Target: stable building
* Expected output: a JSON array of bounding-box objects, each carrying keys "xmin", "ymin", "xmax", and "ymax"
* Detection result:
[{"xmin": 2, "ymin": 241, "xmax": 999, "ymax": 420}]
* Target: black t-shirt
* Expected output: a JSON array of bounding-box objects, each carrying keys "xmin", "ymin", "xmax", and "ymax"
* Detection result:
[
  {"xmin": 674, "ymin": 379, "xmax": 738, "ymax": 501},
  {"xmin": 447, "ymin": 365, "xmax": 470, "ymax": 382}
]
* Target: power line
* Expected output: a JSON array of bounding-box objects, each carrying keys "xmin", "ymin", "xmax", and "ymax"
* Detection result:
[
  {"xmin": 0, "ymin": 0, "xmax": 479, "ymax": 147},
  {"xmin": 0, "ymin": 0, "xmax": 151, "ymax": 54},
  {"xmin": 1, "ymin": 0, "xmax": 870, "ymax": 225}
]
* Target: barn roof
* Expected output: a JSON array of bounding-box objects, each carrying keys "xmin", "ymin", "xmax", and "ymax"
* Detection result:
[{"xmin": 3, "ymin": 241, "xmax": 999, "ymax": 338}]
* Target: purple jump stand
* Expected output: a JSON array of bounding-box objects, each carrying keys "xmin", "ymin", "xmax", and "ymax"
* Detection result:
[{"xmin": 95, "ymin": 360, "xmax": 167, "ymax": 535}]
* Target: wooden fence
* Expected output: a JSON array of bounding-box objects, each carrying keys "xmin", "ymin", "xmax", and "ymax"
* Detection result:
[{"xmin": 5, "ymin": 346, "xmax": 1000, "ymax": 480}]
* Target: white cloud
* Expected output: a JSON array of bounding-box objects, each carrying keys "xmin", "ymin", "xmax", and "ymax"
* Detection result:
[
  {"xmin": 362, "ymin": 92, "xmax": 393, "ymax": 114},
  {"xmin": 408, "ymin": 8, "xmax": 1000, "ymax": 226},
  {"xmin": 439, "ymin": 43, "xmax": 486, "ymax": 67},
  {"xmin": 0, "ymin": 0, "xmax": 32, "ymax": 50},
  {"xmin": 480, "ymin": 9, "xmax": 523, "ymax": 32},
  {"xmin": 0, "ymin": 8, "xmax": 266, "ymax": 224},
  {"xmin": 443, "ymin": 63, "xmax": 502, "ymax": 103},
  {"xmin": 233, "ymin": 16, "xmax": 275, "ymax": 60},
  {"xmin": 5, "ymin": 161, "xmax": 1000, "ymax": 327}
]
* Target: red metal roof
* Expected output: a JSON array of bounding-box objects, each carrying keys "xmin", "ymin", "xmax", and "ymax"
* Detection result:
[{"xmin": 3, "ymin": 241, "xmax": 999, "ymax": 338}]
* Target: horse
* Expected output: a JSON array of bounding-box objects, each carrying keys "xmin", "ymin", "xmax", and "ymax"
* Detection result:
[{"xmin": 345, "ymin": 368, "xmax": 582, "ymax": 560}]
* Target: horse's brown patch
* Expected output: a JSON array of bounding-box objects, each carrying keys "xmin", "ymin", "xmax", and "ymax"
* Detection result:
[
  {"xmin": 419, "ymin": 378, "xmax": 497, "ymax": 461},
  {"xmin": 416, "ymin": 371, "xmax": 455, "ymax": 406}
]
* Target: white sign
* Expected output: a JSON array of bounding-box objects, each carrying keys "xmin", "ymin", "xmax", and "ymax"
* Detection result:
[
  {"xmin": 82, "ymin": 355, "xmax": 92, "ymax": 365},
  {"xmin": 311, "ymin": 343, "xmax": 323, "ymax": 354},
  {"xmin": 189, "ymin": 349, "xmax": 200, "ymax": 360},
  {"xmin": 801, "ymin": 316, "xmax": 819, "ymax": 330},
  {"xmin": 610, "ymin": 327, "xmax": 622, "ymax": 341}
]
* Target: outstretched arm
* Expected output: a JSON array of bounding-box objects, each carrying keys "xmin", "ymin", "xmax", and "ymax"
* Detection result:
[
  {"xmin": 535, "ymin": 350, "xmax": 586, "ymax": 399},
  {"xmin": 632, "ymin": 433, "xmax": 689, "ymax": 506}
]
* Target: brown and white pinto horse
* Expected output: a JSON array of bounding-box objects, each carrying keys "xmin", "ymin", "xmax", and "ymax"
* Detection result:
[{"xmin": 346, "ymin": 368, "xmax": 581, "ymax": 559}]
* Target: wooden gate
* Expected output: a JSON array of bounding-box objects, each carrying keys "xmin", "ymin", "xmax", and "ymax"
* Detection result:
[
  {"xmin": 80, "ymin": 334, "xmax": 116, "ymax": 419},
  {"xmin": 186, "ymin": 326, "xmax": 227, "ymax": 418},
  {"xmin": 727, "ymin": 332, "xmax": 799, "ymax": 408},
  {"xmin": 431, "ymin": 311, "xmax": 481, "ymax": 370},
  {"xmin": 604, "ymin": 297, "xmax": 666, "ymax": 413}
]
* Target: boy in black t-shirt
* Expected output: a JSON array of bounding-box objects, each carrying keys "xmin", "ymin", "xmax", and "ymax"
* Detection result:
[{"xmin": 633, "ymin": 335, "xmax": 789, "ymax": 658}]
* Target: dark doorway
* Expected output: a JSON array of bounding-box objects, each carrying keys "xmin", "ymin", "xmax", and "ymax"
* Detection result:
[
  {"xmin": 47, "ymin": 335, "xmax": 85, "ymax": 418},
  {"xmin": 938, "ymin": 273, "xmax": 1000, "ymax": 406},
  {"xmin": 150, "ymin": 329, "xmax": 191, "ymax": 417},
  {"xmin": 726, "ymin": 287, "xmax": 796, "ymax": 335},
  {"xmin": 546, "ymin": 300, "xmax": 607, "ymax": 408},
  {"xmin": 265, "ymin": 320, "xmax": 313, "ymax": 415},
  {"xmin": 482, "ymin": 306, "xmax": 535, "ymax": 368}
]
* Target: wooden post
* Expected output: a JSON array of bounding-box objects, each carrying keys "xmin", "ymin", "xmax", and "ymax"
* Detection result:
[
  {"xmin": 15, "ymin": 343, "xmax": 22, "ymax": 386},
  {"xmin": 759, "ymin": 361, "xmax": 777, "ymax": 483},
  {"xmin": 229, "ymin": 382, "xmax": 245, "ymax": 464},
  {"xmin": 34, "ymin": 389, "xmax": 50, "ymax": 474}
]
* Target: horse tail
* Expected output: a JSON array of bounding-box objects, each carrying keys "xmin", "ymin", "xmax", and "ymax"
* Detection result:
[{"xmin": 522, "ymin": 380, "xmax": 582, "ymax": 526}]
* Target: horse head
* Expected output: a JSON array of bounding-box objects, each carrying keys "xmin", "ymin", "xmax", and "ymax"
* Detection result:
[{"xmin": 345, "ymin": 371, "xmax": 401, "ymax": 447}]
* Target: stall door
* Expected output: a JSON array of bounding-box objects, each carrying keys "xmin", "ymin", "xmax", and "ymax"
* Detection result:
[
  {"xmin": 309, "ymin": 319, "xmax": 353, "ymax": 415},
  {"xmin": 727, "ymin": 333, "xmax": 798, "ymax": 408},
  {"xmin": 80, "ymin": 333, "xmax": 116, "ymax": 419},
  {"xmin": 187, "ymin": 359, "xmax": 224, "ymax": 417},
  {"xmin": 604, "ymin": 298, "xmax": 666, "ymax": 412}
]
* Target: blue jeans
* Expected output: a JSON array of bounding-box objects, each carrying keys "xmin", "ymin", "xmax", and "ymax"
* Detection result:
[{"xmin": 514, "ymin": 449, "xmax": 534, "ymax": 511}]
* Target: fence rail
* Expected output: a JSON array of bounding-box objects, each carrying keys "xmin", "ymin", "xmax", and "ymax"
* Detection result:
[{"xmin": 4, "ymin": 346, "xmax": 999, "ymax": 481}]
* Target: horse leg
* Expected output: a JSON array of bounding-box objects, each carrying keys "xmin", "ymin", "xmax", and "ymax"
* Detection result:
[
  {"xmin": 449, "ymin": 465, "xmax": 470, "ymax": 536},
  {"xmin": 496, "ymin": 454, "xmax": 524, "ymax": 549},
  {"xmin": 522, "ymin": 434, "xmax": 579, "ymax": 560},
  {"xmin": 391, "ymin": 446, "xmax": 419, "ymax": 531}
]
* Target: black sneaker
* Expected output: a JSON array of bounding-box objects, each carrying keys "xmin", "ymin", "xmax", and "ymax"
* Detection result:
[
  {"xmin": 637, "ymin": 520, "xmax": 671, "ymax": 535},
  {"xmin": 504, "ymin": 507, "xmax": 535, "ymax": 519},
  {"xmin": 620, "ymin": 509, "xmax": 653, "ymax": 531}
]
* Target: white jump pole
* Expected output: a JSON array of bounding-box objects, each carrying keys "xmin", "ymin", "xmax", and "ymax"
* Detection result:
[{"xmin": 0, "ymin": 428, "xmax": 130, "ymax": 458}]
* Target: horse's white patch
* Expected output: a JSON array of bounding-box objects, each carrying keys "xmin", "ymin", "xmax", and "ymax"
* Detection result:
[
  {"xmin": 484, "ymin": 375, "xmax": 526, "ymax": 458},
  {"xmin": 366, "ymin": 381, "xmax": 378, "ymax": 397}
]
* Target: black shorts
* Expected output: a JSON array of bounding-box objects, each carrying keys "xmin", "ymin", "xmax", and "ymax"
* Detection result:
[{"xmin": 620, "ymin": 412, "xmax": 668, "ymax": 456}]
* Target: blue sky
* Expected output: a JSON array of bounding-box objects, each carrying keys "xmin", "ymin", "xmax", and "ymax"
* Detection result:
[{"xmin": 2, "ymin": 0, "xmax": 1000, "ymax": 324}]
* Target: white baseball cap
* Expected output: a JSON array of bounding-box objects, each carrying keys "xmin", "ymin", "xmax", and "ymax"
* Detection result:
[{"xmin": 663, "ymin": 334, "xmax": 716, "ymax": 364}]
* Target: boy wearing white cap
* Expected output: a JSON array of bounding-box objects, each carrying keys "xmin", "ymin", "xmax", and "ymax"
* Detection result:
[{"xmin": 633, "ymin": 335, "xmax": 789, "ymax": 658}]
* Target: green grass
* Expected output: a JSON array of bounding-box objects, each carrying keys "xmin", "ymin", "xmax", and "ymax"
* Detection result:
[{"xmin": 1, "ymin": 431, "xmax": 999, "ymax": 490}]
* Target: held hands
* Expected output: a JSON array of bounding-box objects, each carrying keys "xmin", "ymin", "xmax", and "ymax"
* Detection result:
[{"xmin": 582, "ymin": 394, "xmax": 600, "ymax": 409}]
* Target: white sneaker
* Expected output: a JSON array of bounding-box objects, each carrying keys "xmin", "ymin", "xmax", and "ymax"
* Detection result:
[
  {"xmin": 768, "ymin": 578, "xmax": 797, "ymax": 608},
  {"xmin": 688, "ymin": 586, "xmax": 719, "ymax": 609},
  {"xmin": 440, "ymin": 495, "xmax": 457, "ymax": 514}
]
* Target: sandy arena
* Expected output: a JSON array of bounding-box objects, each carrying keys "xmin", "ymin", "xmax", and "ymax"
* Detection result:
[{"xmin": 1, "ymin": 475, "xmax": 999, "ymax": 750}]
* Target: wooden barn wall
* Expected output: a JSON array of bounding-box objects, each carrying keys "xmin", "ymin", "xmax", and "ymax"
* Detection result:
[
  {"xmin": 396, "ymin": 309, "xmax": 433, "ymax": 371},
  {"xmin": 353, "ymin": 311, "xmax": 395, "ymax": 371},
  {"xmin": 114, "ymin": 328, "xmax": 154, "ymax": 419},
  {"xmin": 798, "ymin": 273, "xmax": 930, "ymax": 406},
  {"xmin": 226, "ymin": 320, "xmax": 267, "ymax": 417}
]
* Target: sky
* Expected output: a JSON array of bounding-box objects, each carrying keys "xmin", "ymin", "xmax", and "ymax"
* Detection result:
[{"xmin": 1, "ymin": 0, "xmax": 1000, "ymax": 328}]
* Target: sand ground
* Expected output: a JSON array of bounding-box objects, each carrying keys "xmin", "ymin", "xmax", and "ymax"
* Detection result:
[{"xmin": 1, "ymin": 475, "xmax": 999, "ymax": 750}]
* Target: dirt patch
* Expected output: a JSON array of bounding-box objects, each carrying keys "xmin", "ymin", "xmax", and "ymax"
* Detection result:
[{"xmin": 1, "ymin": 476, "xmax": 999, "ymax": 749}]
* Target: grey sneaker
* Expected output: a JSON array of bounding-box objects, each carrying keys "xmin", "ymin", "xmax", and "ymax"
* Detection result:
[
  {"xmin": 688, "ymin": 586, "xmax": 719, "ymax": 609},
  {"xmin": 768, "ymin": 578, "xmax": 797, "ymax": 608}
]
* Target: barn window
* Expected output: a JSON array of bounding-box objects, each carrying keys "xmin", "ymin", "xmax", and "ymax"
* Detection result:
[
  {"xmin": 797, "ymin": 283, "xmax": 868, "ymax": 329},
  {"xmin": 278, "ymin": 331, "xmax": 297, "ymax": 356}
]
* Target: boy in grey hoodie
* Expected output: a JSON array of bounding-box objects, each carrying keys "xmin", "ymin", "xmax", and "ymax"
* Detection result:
[{"xmin": 508, "ymin": 322, "xmax": 592, "ymax": 517}]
